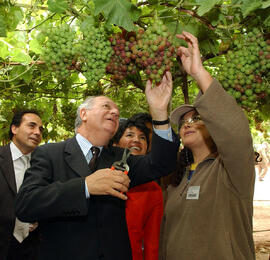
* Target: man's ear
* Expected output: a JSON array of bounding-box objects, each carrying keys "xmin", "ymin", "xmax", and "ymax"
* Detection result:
[
  {"xmin": 80, "ymin": 108, "xmax": 87, "ymax": 122},
  {"xmin": 11, "ymin": 125, "xmax": 18, "ymax": 135}
]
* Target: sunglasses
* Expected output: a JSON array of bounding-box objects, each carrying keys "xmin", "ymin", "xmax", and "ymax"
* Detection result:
[{"xmin": 178, "ymin": 115, "xmax": 202, "ymax": 129}]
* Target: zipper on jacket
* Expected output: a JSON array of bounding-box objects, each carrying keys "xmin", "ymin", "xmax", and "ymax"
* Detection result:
[
  {"xmin": 180, "ymin": 179, "xmax": 190, "ymax": 197},
  {"xmin": 180, "ymin": 166, "xmax": 191, "ymax": 197}
]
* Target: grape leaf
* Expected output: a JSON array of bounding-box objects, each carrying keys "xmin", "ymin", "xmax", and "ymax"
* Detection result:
[
  {"xmin": 10, "ymin": 66, "xmax": 33, "ymax": 84},
  {"xmin": 93, "ymin": 0, "xmax": 141, "ymax": 31},
  {"xmin": 0, "ymin": 41, "xmax": 9, "ymax": 58},
  {"xmin": 29, "ymin": 39, "xmax": 42, "ymax": 55},
  {"xmin": 0, "ymin": 6, "xmax": 23, "ymax": 34},
  {"xmin": 0, "ymin": 15, "xmax": 6, "ymax": 37},
  {"xmin": 262, "ymin": 0, "xmax": 270, "ymax": 8},
  {"xmin": 196, "ymin": 0, "xmax": 219, "ymax": 16},
  {"xmin": 0, "ymin": 115, "xmax": 7, "ymax": 123},
  {"xmin": 48, "ymin": 0, "xmax": 68, "ymax": 13},
  {"xmin": 8, "ymin": 6, "xmax": 23, "ymax": 31},
  {"xmin": 0, "ymin": 6, "xmax": 23, "ymax": 32},
  {"xmin": 21, "ymin": 70, "xmax": 33, "ymax": 84},
  {"xmin": 207, "ymin": 8, "xmax": 225, "ymax": 27},
  {"xmin": 263, "ymin": 14, "xmax": 270, "ymax": 26},
  {"xmin": 240, "ymin": 0, "xmax": 262, "ymax": 18},
  {"xmin": 10, "ymin": 49, "xmax": 32, "ymax": 63}
]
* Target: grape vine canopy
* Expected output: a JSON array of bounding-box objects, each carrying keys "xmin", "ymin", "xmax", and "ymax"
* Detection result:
[{"xmin": 0, "ymin": 0, "xmax": 269, "ymax": 143}]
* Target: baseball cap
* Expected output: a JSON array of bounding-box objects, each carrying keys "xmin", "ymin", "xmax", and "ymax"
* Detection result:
[{"xmin": 170, "ymin": 104, "xmax": 195, "ymax": 125}]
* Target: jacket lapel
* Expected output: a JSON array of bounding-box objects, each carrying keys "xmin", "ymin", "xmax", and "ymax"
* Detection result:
[
  {"xmin": 97, "ymin": 145, "xmax": 122, "ymax": 169},
  {"xmin": 0, "ymin": 144, "xmax": 17, "ymax": 194},
  {"xmin": 64, "ymin": 137, "xmax": 91, "ymax": 178},
  {"xmin": 64, "ymin": 138, "xmax": 120, "ymax": 177}
]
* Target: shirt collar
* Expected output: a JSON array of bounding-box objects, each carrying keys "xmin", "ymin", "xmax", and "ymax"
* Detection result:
[
  {"xmin": 75, "ymin": 133, "xmax": 103, "ymax": 157},
  {"xmin": 10, "ymin": 142, "xmax": 31, "ymax": 161}
]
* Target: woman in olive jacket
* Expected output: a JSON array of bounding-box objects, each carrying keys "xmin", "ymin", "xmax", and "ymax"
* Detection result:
[{"xmin": 159, "ymin": 31, "xmax": 255, "ymax": 260}]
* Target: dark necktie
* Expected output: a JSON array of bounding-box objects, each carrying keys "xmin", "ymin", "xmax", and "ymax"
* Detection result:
[{"xmin": 88, "ymin": 146, "xmax": 100, "ymax": 172}]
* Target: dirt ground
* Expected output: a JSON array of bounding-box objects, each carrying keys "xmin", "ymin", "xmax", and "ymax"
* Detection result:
[
  {"xmin": 253, "ymin": 164, "xmax": 270, "ymax": 260},
  {"xmin": 254, "ymin": 200, "xmax": 270, "ymax": 260}
]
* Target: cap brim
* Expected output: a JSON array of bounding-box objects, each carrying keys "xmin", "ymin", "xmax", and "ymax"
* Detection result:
[{"xmin": 170, "ymin": 105, "xmax": 195, "ymax": 125}]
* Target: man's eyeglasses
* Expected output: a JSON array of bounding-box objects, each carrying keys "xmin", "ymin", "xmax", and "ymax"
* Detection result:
[{"xmin": 178, "ymin": 115, "xmax": 202, "ymax": 129}]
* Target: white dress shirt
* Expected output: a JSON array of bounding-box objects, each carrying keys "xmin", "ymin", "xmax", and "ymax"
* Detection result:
[{"xmin": 10, "ymin": 142, "xmax": 31, "ymax": 243}]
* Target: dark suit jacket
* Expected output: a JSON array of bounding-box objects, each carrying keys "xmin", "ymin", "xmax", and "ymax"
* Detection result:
[
  {"xmin": 15, "ymin": 132, "xmax": 179, "ymax": 260},
  {"xmin": 0, "ymin": 144, "xmax": 39, "ymax": 259}
]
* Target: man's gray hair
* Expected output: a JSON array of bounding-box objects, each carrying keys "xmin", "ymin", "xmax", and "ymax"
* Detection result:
[{"xmin": 74, "ymin": 96, "xmax": 97, "ymax": 132}]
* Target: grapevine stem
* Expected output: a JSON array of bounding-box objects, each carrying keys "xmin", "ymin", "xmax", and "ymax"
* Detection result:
[
  {"xmin": 15, "ymin": 14, "xmax": 56, "ymax": 33},
  {"xmin": 0, "ymin": 57, "xmax": 39, "ymax": 83}
]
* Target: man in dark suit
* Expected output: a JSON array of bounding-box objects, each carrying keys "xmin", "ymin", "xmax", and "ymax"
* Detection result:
[
  {"xmin": 0, "ymin": 110, "xmax": 43, "ymax": 260},
  {"xmin": 15, "ymin": 72, "xmax": 179, "ymax": 260}
]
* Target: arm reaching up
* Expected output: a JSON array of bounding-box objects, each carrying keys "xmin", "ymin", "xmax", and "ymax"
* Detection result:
[{"xmin": 145, "ymin": 71, "xmax": 173, "ymax": 130}]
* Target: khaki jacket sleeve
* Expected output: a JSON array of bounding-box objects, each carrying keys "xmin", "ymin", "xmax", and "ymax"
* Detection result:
[{"xmin": 194, "ymin": 79, "xmax": 255, "ymax": 197}]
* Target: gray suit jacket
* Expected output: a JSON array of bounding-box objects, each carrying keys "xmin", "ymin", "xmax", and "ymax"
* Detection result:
[
  {"xmin": 0, "ymin": 144, "xmax": 17, "ymax": 257},
  {"xmin": 0, "ymin": 144, "xmax": 40, "ymax": 259}
]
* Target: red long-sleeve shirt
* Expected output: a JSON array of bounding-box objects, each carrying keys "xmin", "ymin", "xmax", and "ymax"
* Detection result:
[{"xmin": 125, "ymin": 181, "xmax": 163, "ymax": 260}]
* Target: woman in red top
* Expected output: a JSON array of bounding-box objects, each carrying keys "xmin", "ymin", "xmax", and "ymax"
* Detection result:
[{"xmin": 112, "ymin": 119, "xmax": 163, "ymax": 260}]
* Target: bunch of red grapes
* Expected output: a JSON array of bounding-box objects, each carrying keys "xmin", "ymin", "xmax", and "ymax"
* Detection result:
[
  {"xmin": 106, "ymin": 32, "xmax": 137, "ymax": 81},
  {"xmin": 107, "ymin": 20, "xmax": 180, "ymax": 83}
]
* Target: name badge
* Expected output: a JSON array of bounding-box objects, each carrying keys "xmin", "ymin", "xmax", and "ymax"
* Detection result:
[{"xmin": 186, "ymin": 186, "xmax": 200, "ymax": 200}]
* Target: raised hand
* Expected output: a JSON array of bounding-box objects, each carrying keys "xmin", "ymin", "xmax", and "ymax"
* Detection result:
[
  {"xmin": 145, "ymin": 71, "xmax": 172, "ymax": 126},
  {"xmin": 176, "ymin": 31, "xmax": 204, "ymax": 78},
  {"xmin": 176, "ymin": 31, "xmax": 212, "ymax": 91}
]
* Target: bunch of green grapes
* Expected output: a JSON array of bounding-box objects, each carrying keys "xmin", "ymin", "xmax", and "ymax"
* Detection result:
[
  {"xmin": 79, "ymin": 26, "xmax": 113, "ymax": 86},
  {"xmin": 106, "ymin": 32, "xmax": 137, "ymax": 81},
  {"xmin": 42, "ymin": 25, "xmax": 77, "ymax": 79},
  {"xmin": 218, "ymin": 28, "xmax": 270, "ymax": 110},
  {"xmin": 130, "ymin": 20, "xmax": 177, "ymax": 83}
]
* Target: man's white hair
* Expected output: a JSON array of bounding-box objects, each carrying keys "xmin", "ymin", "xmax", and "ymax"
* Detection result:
[{"xmin": 74, "ymin": 96, "xmax": 100, "ymax": 132}]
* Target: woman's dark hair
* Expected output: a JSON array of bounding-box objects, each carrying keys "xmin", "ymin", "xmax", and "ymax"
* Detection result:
[
  {"xmin": 170, "ymin": 109, "xmax": 196, "ymax": 186},
  {"xmin": 129, "ymin": 112, "xmax": 152, "ymax": 125},
  {"xmin": 110, "ymin": 120, "xmax": 128, "ymax": 146},
  {"xmin": 9, "ymin": 109, "xmax": 41, "ymax": 140},
  {"xmin": 171, "ymin": 146, "xmax": 194, "ymax": 186},
  {"xmin": 110, "ymin": 118, "xmax": 150, "ymax": 147}
]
